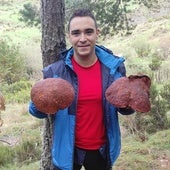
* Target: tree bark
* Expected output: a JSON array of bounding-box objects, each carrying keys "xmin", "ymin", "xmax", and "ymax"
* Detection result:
[
  {"xmin": 41, "ymin": 0, "xmax": 66, "ymax": 67},
  {"xmin": 40, "ymin": 0, "xmax": 66, "ymax": 169}
]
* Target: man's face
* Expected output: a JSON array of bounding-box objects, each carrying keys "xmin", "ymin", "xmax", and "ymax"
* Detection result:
[{"xmin": 68, "ymin": 16, "xmax": 99, "ymax": 58}]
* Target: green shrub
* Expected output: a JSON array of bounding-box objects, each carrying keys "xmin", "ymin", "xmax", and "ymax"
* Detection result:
[
  {"xmin": 0, "ymin": 145, "xmax": 14, "ymax": 166},
  {"xmin": 0, "ymin": 80, "xmax": 32, "ymax": 103},
  {"xmin": 14, "ymin": 139, "xmax": 41, "ymax": 165},
  {"xmin": 133, "ymin": 38, "xmax": 152, "ymax": 58},
  {"xmin": 160, "ymin": 83, "xmax": 170, "ymax": 110},
  {"xmin": 0, "ymin": 137, "xmax": 41, "ymax": 168},
  {"xmin": 0, "ymin": 39, "xmax": 28, "ymax": 84}
]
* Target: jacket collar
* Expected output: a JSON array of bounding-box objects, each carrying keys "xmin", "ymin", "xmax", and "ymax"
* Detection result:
[{"xmin": 63, "ymin": 45, "xmax": 125, "ymax": 75}]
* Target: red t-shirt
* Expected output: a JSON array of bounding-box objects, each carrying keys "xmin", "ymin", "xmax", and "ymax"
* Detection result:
[{"xmin": 72, "ymin": 57, "xmax": 106, "ymax": 150}]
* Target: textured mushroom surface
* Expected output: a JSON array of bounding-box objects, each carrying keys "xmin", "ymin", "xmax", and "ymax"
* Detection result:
[
  {"xmin": 31, "ymin": 78, "xmax": 75, "ymax": 114},
  {"xmin": 105, "ymin": 75, "xmax": 151, "ymax": 112}
]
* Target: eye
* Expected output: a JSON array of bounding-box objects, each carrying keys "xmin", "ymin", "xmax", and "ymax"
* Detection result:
[
  {"xmin": 71, "ymin": 30, "xmax": 80, "ymax": 36},
  {"xmin": 85, "ymin": 29, "xmax": 94, "ymax": 35}
]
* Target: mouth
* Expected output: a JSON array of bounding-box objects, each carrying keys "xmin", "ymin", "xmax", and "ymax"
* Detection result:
[
  {"xmin": 78, "ymin": 46, "xmax": 90, "ymax": 50},
  {"xmin": 78, "ymin": 44, "xmax": 90, "ymax": 47}
]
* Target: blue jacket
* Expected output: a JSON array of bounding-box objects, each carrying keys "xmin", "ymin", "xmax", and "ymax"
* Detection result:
[{"xmin": 29, "ymin": 45, "xmax": 134, "ymax": 170}]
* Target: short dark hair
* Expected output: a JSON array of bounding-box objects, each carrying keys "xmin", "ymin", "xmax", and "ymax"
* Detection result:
[{"xmin": 68, "ymin": 9, "xmax": 97, "ymax": 31}]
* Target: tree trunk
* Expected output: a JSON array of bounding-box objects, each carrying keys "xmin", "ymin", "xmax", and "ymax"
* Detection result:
[
  {"xmin": 40, "ymin": 0, "xmax": 66, "ymax": 169},
  {"xmin": 41, "ymin": 0, "xmax": 66, "ymax": 68}
]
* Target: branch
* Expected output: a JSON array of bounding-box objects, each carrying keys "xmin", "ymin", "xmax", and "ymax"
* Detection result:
[{"xmin": 0, "ymin": 139, "xmax": 11, "ymax": 145}]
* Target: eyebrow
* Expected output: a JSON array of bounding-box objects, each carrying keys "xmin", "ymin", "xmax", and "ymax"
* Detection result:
[
  {"xmin": 71, "ymin": 28, "xmax": 95, "ymax": 34},
  {"xmin": 71, "ymin": 30, "xmax": 80, "ymax": 34},
  {"xmin": 85, "ymin": 28, "xmax": 95, "ymax": 32}
]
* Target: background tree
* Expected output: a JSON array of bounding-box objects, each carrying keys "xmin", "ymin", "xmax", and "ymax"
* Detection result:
[
  {"xmin": 40, "ymin": 0, "xmax": 66, "ymax": 169},
  {"xmin": 65, "ymin": 0, "xmax": 159, "ymax": 36},
  {"xmin": 20, "ymin": 0, "xmax": 159, "ymax": 36},
  {"xmin": 19, "ymin": 3, "xmax": 40, "ymax": 27}
]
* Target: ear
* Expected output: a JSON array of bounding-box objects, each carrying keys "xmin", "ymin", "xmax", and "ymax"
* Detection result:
[{"xmin": 96, "ymin": 28, "xmax": 100, "ymax": 38}]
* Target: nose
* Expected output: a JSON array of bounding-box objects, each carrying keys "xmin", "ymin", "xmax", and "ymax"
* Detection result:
[{"xmin": 79, "ymin": 33, "xmax": 87, "ymax": 42}]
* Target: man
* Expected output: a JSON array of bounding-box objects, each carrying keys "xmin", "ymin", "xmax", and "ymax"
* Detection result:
[{"xmin": 29, "ymin": 9, "xmax": 134, "ymax": 170}]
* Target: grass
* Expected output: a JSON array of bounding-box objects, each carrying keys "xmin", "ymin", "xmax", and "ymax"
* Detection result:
[
  {"xmin": 0, "ymin": 161, "xmax": 39, "ymax": 170},
  {"xmin": 114, "ymin": 130, "xmax": 170, "ymax": 169},
  {"xmin": 0, "ymin": 104, "xmax": 42, "ymax": 169},
  {"xmin": 0, "ymin": 105, "xmax": 169, "ymax": 169}
]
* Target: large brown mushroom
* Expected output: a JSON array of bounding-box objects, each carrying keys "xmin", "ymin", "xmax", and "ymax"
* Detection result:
[
  {"xmin": 105, "ymin": 75, "xmax": 151, "ymax": 113},
  {"xmin": 31, "ymin": 78, "xmax": 75, "ymax": 114}
]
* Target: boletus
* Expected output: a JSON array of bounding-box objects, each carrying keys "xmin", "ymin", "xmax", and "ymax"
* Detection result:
[
  {"xmin": 105, "ymin": 75, "xmax": 151, "ymax": 113},
  {"xmin": 31, "ymin": 78, "xmax": 75, "ymax": 114}
]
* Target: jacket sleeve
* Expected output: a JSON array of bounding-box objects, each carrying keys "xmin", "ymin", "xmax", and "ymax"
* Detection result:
[
  {"xmin": 29, "ymin": 101, "xmax": 47, "ymax": 119},
  {"xmin": 118, "ymin": 63, "xmax": 126, "ymax": 77}
]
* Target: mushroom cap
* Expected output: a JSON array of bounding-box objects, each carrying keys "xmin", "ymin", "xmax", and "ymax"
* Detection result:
[
  {"xmin": 31, "ymin": 78, "xmax": 75, "ymax": 114},
  {"xmin": 105, "ymin": 75, "xmax": 151, "ymax": 113}
]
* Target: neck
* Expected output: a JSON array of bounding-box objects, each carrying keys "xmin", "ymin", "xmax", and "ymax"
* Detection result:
[{"xmin": 73, "ymin": 54, "xmax": 98, "ymax": 68}]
